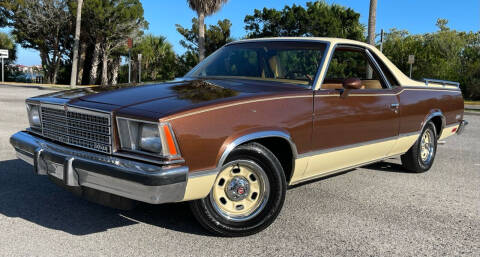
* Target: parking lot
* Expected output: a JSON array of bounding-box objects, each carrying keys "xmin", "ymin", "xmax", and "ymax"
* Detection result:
[{"xmin": 0, "ymin": 85, "xmax": 479, "ymax": 256}]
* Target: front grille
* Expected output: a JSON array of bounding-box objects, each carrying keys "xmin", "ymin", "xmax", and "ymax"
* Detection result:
[{"xmin": 39, "ymin": 105, "xmax": 112, "ymax": 154}]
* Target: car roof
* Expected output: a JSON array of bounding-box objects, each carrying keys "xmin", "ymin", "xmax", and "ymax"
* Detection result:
[{"xmin": 227, "ymin": 37, "xmax": 374, "ymax": 49}]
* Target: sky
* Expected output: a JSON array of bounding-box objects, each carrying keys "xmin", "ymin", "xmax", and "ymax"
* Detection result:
[{"xmin": 2, "ymin": 0, "xmax": 479, "ymax": 66}]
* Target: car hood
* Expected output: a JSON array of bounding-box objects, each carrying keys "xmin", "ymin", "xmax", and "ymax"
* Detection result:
[{"xmin": 32, "ymin": 78, "xmax": 307, "ymax": 117}]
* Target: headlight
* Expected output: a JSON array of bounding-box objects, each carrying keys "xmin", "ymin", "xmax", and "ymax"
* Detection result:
[
  {"xmin": 27, "ymin": 103, "xmax": 41, "ymax": 128},
  {"xmin": 139, "ymin": 124, "xmax": 162, "ymax": 153},
  {"xmin": 116, "ymin": 118, "xmax": 179, "ymax": 157}
]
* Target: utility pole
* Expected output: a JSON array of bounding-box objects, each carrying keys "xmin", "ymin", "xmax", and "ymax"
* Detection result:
[
  {"xmin": 138, "ymin": 54, "xmax": 142, "ymax": 83},
  {"xmin": 127, "ymin": 38, "xmax": 133, "ymax": 84},
  {"xmin": 70, "ymin": 0, "xmax": 84, "ymax": 87}
]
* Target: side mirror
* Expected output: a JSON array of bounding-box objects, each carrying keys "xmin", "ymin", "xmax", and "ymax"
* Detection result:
[
  {"xmin": 343, "ymin": 78, "xmax": 362, "ymax": 89},
  {"xmin": 340, "ymin": 78, "xmax": 362, "ymax": 98}
]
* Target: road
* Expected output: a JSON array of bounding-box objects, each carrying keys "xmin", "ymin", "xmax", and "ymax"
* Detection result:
[{"xmin": 0, "ymin": 85, "xmax": 479, "ymax": 256}]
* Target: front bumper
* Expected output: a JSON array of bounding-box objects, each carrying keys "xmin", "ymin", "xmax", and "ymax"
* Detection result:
[{"xmin": 10, "ymin": 131, "xmax": 188, "ymax": 204}]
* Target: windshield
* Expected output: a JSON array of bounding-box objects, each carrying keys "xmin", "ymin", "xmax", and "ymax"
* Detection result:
[{"xmin": 186, "ymin": 41, "xmax": 327, "ymax": 86}]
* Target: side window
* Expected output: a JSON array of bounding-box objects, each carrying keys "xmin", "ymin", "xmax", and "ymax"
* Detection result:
[
  {"xmin": 323, "ymin": 48, "xmax": 386, "ymax": 90},
  {"xmin": 370, "ymin": 52, "xmax": 399, "ymax": 87}
]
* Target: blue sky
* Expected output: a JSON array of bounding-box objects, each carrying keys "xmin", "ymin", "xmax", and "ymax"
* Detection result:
[{"xmin": 3, "ymin": 0, "xmax": 479, "ymax": 65}]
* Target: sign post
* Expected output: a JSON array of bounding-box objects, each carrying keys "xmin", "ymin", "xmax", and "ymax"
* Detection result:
[
  {"xmin": 408, "ymin": 55, "xmax": 415, "ymax": 78},
  {"xmin": 0, "ymin": 49, "xmax": 8, "ymax": 83},
  {"xmin": 138, "ymin": 53, "xmax": 142, "ymax": 83}
]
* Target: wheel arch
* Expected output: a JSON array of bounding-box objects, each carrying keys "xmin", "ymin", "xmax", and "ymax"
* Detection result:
[
  {"xmin": 217, "ymin": 130, "xmax": 298, "ymax": 183},
  {"xmin": 421, "ymin": 110, "xmax": 446, "ymax": 138}
]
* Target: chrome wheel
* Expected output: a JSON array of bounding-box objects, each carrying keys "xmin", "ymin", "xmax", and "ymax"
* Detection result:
[
  {"xmin": 420, "ymin": 129, "xmax": 434, "ymax": 163},
  {"xmin": 210, "ymin": 160, "xmax": 270, "ymax": 222}
]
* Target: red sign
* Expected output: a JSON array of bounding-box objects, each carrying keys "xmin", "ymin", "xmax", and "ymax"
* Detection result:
[{"xmin": 127, "ymin": 38, "xmax": 133, "ymax": 49}]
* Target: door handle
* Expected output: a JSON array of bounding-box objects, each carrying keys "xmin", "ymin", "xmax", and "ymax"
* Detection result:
[{"xmin": 390, "ymin": 103, "xmax": 399, "ymax": 113}]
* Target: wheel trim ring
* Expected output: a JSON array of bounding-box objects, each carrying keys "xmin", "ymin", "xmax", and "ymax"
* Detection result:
[
  {"xmin": 209, "ymin": 160, "xmax": 270, "ymax": 222},
  {"xmin": 420, "ymin": 129, "xmax": 434, "ymax": 163}
]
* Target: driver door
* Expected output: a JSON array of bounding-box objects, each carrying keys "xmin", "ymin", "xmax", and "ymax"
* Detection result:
[{"xmin": 303, "ymin": 45, "xmax": 401, "ymax": 179}]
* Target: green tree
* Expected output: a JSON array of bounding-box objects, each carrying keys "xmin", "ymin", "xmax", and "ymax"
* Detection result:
[
  {"xmin": 0, "ymin": 32, "xmax": 17, "ymax": 81},
  {"xmin": 244, "ymin": 0, "xmax": 364, "ymax": 40},
  {"xmin": 1, "ymin": 0, "xmax": 73, "ymax": 84},
  {"xmin": 80, "ymin": 0, "xmax": 147, "ymax": 85},
  {"xmin": 0, "ymin": 32, "xmax": 17, "ymax": 65},
  {"xmin": 132, "ymin": 34, "xmax": 176, "ymax": 82},
  {"xmin": 176, "ymin": 18, "xmax": 233, "ymax": 75},
  {"xmin": 187, "ymin": 0, "xmax": 228, "ymax": 61},
  {"xmin": 382, "ymin": 19, "xmax": 480, "ymax": 99}
]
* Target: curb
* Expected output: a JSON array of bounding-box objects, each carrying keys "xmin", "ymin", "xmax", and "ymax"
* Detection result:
[
  {"xmin": 465, "ymin": 111, "xmax": 480, "ymax": 116},
  {"xmin": 0, "ymin": 82, "xmax": 95, "ymax": 90}
]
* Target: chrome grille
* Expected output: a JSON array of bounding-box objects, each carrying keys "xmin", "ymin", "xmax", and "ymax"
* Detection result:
[{"xmin": 40, "ymin": 105, "xmax": 112, "ymax": 154}]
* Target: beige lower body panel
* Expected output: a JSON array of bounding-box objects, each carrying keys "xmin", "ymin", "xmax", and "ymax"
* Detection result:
[
  {"xmin": 182, "ymin": 172, "xmax": 217, "ymax": 201},
  {"xmin": 440, "ymin": 124, "xmax": 459, "ymax": 140},
  {"xmin": 182, "ymin": 130, "xmax": 447, "ymax": 200},
  {"xmin": 290, "ymin": 134, "xmax": 419, "ymax": 185}
]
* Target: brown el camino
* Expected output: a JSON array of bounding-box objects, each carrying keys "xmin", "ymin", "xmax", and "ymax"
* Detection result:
[{"xmin": 10, "ymin": 38, "xmax": 468, "ymax": 236}]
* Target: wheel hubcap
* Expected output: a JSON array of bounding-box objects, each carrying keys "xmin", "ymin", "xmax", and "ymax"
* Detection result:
[
  {"xmin": 420, "ymin": 129, "xmax": 434, "ymax": 163},
  {"xmin": 210, "ymin": 160, "xmax": 270, "ymax": 222},
  {"xmin": 225, "ymin": 177, "xmax": 250, "ymax": 201}
]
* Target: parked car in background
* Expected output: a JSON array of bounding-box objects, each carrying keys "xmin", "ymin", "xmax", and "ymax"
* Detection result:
[{"xmin": 10, "ymin": 38, "xmax": 467, "ymax": 236}]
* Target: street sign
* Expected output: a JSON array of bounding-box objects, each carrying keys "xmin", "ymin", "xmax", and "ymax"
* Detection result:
[
  {"xmin": 0, "ymin": 49, "xmax": 8, "ymax": 59},
  {"xmin": 408, "ymin": 55, "xmax": 415, "ymax": 64},
  {"xmin": 138, "ymin": 53, "xmax": 142, "ymax": 60},
  {"xmin": 127, "ymin": 38, "xmax": 133, "ymax": 49},
  {"xmin": 408, "ymin": 55, "xmax": 415, "ymax": 78}
]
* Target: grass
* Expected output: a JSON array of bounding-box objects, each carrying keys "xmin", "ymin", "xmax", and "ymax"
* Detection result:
[{"xmin": 465, "ymin": 100, "xmax": 480, "ymax": 105}]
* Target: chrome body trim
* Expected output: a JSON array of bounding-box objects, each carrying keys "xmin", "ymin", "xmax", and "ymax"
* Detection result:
[
  {"xmin": 456, "ymin": 120, "xmax": 468, "ymax": 135},
  {"xmin": 10, "ymin": 131, "xmax": 188, "ymax": 204},
  {"xmin": 424, "ymin": 78, "xmax": 460, "ymax": 88},
  {"xmin": 218, "ymin": 131, "xmax": 298, "ymax": 171},
  {"xmin": 421, "ymin": 111, "xmax": 446, "ymax": 138},
  {"xmin": 365, "ymin": 48, "xmax": 392, "ymax": 89},
  {"xmin": 188, "ymin": 169, "xmax": 218, "ymax": 179}
]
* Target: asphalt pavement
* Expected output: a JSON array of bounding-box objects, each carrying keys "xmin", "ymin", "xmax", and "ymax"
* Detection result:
[{"xmin": 0, "ymin": 85, "xmax": 479, "ymax": 256}]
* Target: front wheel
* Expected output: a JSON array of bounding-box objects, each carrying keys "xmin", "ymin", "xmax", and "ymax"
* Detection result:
[
  {"xmin": 190, "ymin": 142, "xmax": 286, "ymax": 237},
  {"xmin": 401, "ymin": 121, "xmax": 438, "ymax": 173}
]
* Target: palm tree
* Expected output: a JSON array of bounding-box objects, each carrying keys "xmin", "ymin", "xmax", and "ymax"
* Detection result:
[
  {"xmin": 367, "ymin": 0, "xmax": 377, "ymax": 46},
  {"xmin": 187, "ymin": 0, "xmax": 228, "ymax": 61},
  {"xmin": 70, "ymin": 0, "xmax": 83, "ymax": 87}
]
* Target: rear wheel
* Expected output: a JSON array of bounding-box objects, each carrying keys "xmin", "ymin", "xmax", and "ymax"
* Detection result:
[
  {"xmin": 401, "ymin": 121, "xmax": 438, "ymax": 173},
  {"xmin": 190, "ymin": 143, "xmax": 286, "ymax": 237}
]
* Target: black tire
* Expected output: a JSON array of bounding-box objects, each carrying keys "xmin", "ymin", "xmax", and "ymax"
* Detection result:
[
  {"xmin": 190, "ymin": 142, "xmax": 287, "ymax": 237},
  {"xmin": 401, "ymin": 121, "xmax": 438, "ymax": 173}
]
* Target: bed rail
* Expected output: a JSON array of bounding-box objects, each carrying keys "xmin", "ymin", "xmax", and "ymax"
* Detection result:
[{"xmin": 423, "ymin": 78, "xmax": 460, "ymax": 88}]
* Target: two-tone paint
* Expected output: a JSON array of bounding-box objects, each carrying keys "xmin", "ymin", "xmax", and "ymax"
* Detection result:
[{"xmin": 14, "ymin": 37, "xmax": 465, "ymax": 203}]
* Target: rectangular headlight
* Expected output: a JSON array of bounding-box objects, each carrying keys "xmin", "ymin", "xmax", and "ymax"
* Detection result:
[
  {"xmin": 26, "ymin": 103, "xmax": 41, "ymax": 129},
  {"xmin": 116, "ymin": 118, "xmax": 179, "ymax": 158}
]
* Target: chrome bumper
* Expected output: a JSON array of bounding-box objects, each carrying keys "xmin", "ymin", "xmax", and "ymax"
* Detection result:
[
  {"xmin": 456, "ymin": 120, "xmax": 468, "ymax": 135},
  {"xmin": 10, "ymin": 131, "xmax": 188, "ymax": 204}
]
